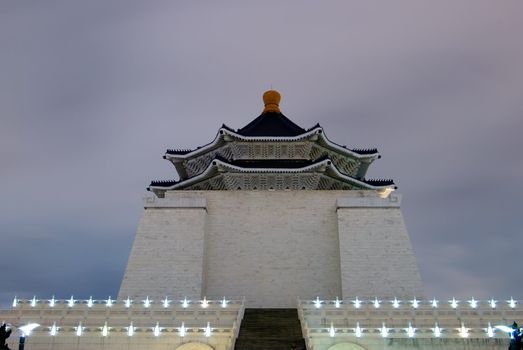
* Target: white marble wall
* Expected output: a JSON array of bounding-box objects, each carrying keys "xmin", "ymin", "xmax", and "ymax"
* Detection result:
[
  {"xmin": 337, "ymin": 194, "xmax": 425, "ymax": 299},
  {"xmin": 118, "ymin": 190, "xmax": 424, "ymax": 307}
]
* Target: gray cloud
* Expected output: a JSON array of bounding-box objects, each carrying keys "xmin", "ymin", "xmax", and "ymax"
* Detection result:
[{"xmin": 1, "ymin": 0, "xmax": 522, "ymax": 306}]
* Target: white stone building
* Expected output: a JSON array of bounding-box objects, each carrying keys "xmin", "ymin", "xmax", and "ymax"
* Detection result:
[{"xmin": 0, "ymin": 90, "xmax": 520, "ymax": 350}]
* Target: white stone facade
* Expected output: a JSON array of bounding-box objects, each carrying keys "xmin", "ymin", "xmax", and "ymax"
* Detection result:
[
  {"xmin": 298, "ymin": 297, "xmax": 521, "ymax": 350},
  {"xmin": 118, "ymin": 190, "xmax": 423, "ymax": 307},
  {"xmin": 1, "ymin": 297, "xmax": 244, "ymax": 350}
]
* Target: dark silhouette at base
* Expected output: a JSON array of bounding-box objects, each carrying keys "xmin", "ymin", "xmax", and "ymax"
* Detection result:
[{"xmin": 0, "ymin": 323, "xmax": 11, "ymax": 350}]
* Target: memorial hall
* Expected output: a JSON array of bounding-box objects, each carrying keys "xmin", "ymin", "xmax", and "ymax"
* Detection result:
[{"xmin": 0, "ymin": 91, "xmax": 521, "ymax": 350}]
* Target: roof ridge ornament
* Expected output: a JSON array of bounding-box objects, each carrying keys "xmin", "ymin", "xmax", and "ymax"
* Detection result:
[{"xmin": 262, "ymin": 90, "xmax": 281, "ymax": 113}]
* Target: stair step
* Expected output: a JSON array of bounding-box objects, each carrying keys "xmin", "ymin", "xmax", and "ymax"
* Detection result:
[{"xmin": 235, "ymin": 308, "xmax": 306, "ymax": 350}]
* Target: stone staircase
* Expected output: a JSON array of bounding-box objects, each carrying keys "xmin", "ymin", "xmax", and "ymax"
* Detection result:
[{"xmin": 234, "ymin": 308, "xmax": 306, "ymax": 350}]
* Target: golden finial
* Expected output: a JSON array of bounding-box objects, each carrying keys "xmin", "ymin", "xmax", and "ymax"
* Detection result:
[{"xmin": 262, "ymin": 90, "xmax": 281, "ymax": 113}]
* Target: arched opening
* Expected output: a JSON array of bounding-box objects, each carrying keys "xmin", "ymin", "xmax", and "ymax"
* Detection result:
[
  {"xmin": 327, "ymin": 342, "xmax": 366, "ymax": 350},
  {"xmin": 176, "ymin": 342, "xmax": 214, "ymax": 350}
]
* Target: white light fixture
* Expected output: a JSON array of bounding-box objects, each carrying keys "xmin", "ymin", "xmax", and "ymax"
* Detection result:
[
  {"xmin": 391, "ymin": 297, "xmax": 400, "ymax": 309},
  {"xmin": 163, "ymin": 297, "xmax": 171, "ymax": 308},
  {"xmin": 204, "ymin": 322, "xmax": 212, "ymax": 337},
  {"xmin": 49, "ymin": 322, "xmax": 58, "ymax": 336},
  {"xmin": 405, "ymin": 322, "xmax": 416, "ymax": 338},
  {"xmin": 30, "ymin": 296, "xmax": 37, "ymax": 308},
  {"xmin": 329, "ymin": 322, "xmax": 335, "ymax": 337},
  {"xmin": 19, "ymin": 323, "xmax": 40, "ymax": 337},
  {"xmin": 127, "ymin": 322, "xmax": 135, "ymax": 337},
  {"xmin": 314, "ymin": 296, "xmax": 322, "ymax": 309},
  {"xmin": 458, "ymin": 322, "xmax": 469, "ymax": 338},
  {"xmin": 201, "ymin": 296, "xmax": 209, "ymax": 308},
  {"xmin": 221, "ymin": 297, "xmax": 227, "ymax": 308},
  {"xmin": 411, "ymin": 298, "xmax": 419, "ymax": 309},
  {"xmin": 182, "ymin": 297, "xmax": 189, "ymax": 308},
  {"xmin": 12, "ymin": 296, "xmax": 17, "ymax": 308},
  {"xmin": 449, "ymin": 297, "xmax": 459, "ymax": 309},
  {"xmin": 494, "ymin": 325, "xmax": 514, "ymax": 333},
  {"xmin": 486, "ymin": 322, "xmax": 494, "ymax": 338},
  {"xmin": 352, "ymin": 297, "xmax": 362, "ymax": 309},
  {"xmin": 431, "ymin": 298, "xmax": 439, "ymax": 308},
  {"xmin": 87, "ymin": 296, "xmax": 94, "ymax": 308},
  {"xmin": 334, "ymin": 297, "xmax": 341, "ymax": 308},
  {"xmin": 432, "ymin": 323, "xmax": 442, "ymax": 338},
  {"xmin": 68, "ymin": 296, "xmax": 76, "ymax": 308},
  {"xmin": 380, "ymin": 323, "xmax": 389, "ymax": 338},
  {"xmin": 48, "ymin": 296, "xmax": 56, "ymax": 308},
  {"xmin": 101, "ymin": 322, "xmax": 109, "ymax": 337},
  {"xmin": 354, "ymin": 322, "xmax": 362, "ymax": 338},
  {"xmin": 467, "ymin": 297, "xmax": 478, "ymax": 309},
  {"xmin": 143, "ymin": 296, "xmax": 151, "ymax": 308},
  {"xmin": 507, "ymin": 297, "xmax": 517, "ymax": 309},
  {"xmin": 373, "ymin": 298, "xmax": 380, "ymax": 308},
  {"xmin": 179, "ymin": 322, "xmax": 187, "ymax": 337},
  {"xmin": 153, "ymin": 322, "xmax": 161, "ymax": 337},
  {"xmin": 124, "ymin": 297, "xmax": 132, "ymax": 308},
  {"xmin": 489, "ymin": 298, "xmax": 497, "ymax": 309},
  {"xmin": 106, "ymin": 297, "xmax": 113, "ymax": 307},
  {"xmin": 75, "ymin": 322, "xmax": 83, "ymax": 337}
]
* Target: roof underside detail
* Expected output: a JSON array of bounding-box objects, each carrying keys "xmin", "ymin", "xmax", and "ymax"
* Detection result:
[
  {"xmin": 164, "ymin": 128, "xmax": 379, "ymax": 181},
  {"xmin": 149, "ymin": 158, "xmax": 395, "ymax": 197}
]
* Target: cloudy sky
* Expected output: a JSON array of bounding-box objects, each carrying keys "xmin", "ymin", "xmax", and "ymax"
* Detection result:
[{"xmin": 1, "ymin": 1, "xmax": 522, "ymax": 307}]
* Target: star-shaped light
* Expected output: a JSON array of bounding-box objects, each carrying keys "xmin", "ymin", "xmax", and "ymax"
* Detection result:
[
  {"xmin": 431, "ymin": 298, "xmax": 439, "ymax": 308},
  {"xmin": 201, "ymin": 296, "xmax": 209, "ymax": 308},
  {"xmin": 449, "ymin": 297, "xmax": 459, "ymax": 309},
  {"xmin": 179, "ymin": 322, "xmax": 187, "ymax": 337},
  {"xmin": 373, "ymin": 298, "xmax": 381, "ymax": 308},
  {"xmin": 204, "ymin": 322, "xmax": 212, "ymax": 337},
  {"xmin": 101, "ymin": 322, "xmax": 109, "ymax": 337},
  {"xmin": 380, "ymin": 323, "xmax": 389, "ymax": 338},
  {"xmin": 467, "ymin": 297, "xmax": 478, "ymax": 309},
  {"xmin": 106, "ymin": 297, "xmax": 114, "ymax": 307},
  {"xmin": 153, "ymin": 322, "xmax": 162, "ymax": 337},
  {"xmin": 48, "ymin": 296, "xmax": 56, "ymax": 308},
  {"xmin": 352, "ymin": 297, "xmax": 362, "ymax": 309},
  {"xmin": 221, "ymin": 297, "xmax": 228, "ymax": 308},
  {"xmin": 143, "ymin": 296, "xmax": 151, "ymax": 308},
  {"xmin": 411, "ymin": 298, "xmax": 419, "ymax": 309},
  {"xmin": 334, "ymin": 297, "xmax": 341, "ymax": 308},
  {"xmin": 67, "ymin": 296, "xmax": 76, "ymax": 308},
  {"xmin": 432, "ymin": 323, "xmax": 442, "ymax": 338},
  {"xmin": 182, "ymin": 297, "xmax": 189, "ymax": 308},
  {"xmin": 488, "ymin": 298, "xmax": 497, "ymax": 309},
  {"xmin": 391, "ymin": 297, "xmax": 400, "ymax": 309},
  {"xmin": 124, "ymin": 297, "xmax": 132, "ymax": 308},
  {"xmin": 329, "ymin": 322, "xmax": 335, "ymax": 337},
  {"xmin": 30, "ymin": 296, "xmax": 37, "ymax": 307},
  {"xmin": 127, "ymin": 322, "xmax": 135, "ymax": 337},
  {"xmin": 354, "ymin": 322, "xmax": 363, "ymax": 338},
  {"xmin": 49, "ymin": 322, "xmax": 59, "ymax": 336},
  {"xmin": 12, "ymin": 296, "xmax": 18, "ymax": 308},
  {"xmin": 507, "ymin": 297, "xmax": 517, "ymax": 309},
  {"xmin": 75, "ymin": 322, "xmax": 84, "ymax": 337},
  {"xmin": 87, "ymin": 296, "xmax": 94, "ymax": 308},
  {"xmin": 405, "ymin": 322, "xmax": 416, "ymax": 338},
  {"xmin": 485, "ymin": 322, "xmax": 495, "ymax": 338},
  {"xmin": 314, "ymin": 296, "xmax": 322, "ymax": 309},
  {"xmin": 163, "ymin": 297, "xmax": 171, "ymax": 308},
  {"xmin": 458, "ymin": 322, "xmax": 469, "ymax": 338}
]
